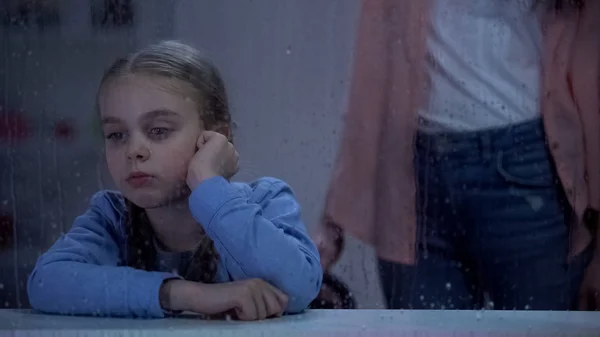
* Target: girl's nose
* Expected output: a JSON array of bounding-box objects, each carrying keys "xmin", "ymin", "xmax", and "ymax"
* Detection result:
[{"xmin": 126, "ymin": 138, "xmax": 150, "ymax": 161}]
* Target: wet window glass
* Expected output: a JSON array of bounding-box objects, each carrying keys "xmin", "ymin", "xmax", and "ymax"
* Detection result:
[{"xmin": 1, "ymin": 0, "xmax": 598, "ymax": 335}]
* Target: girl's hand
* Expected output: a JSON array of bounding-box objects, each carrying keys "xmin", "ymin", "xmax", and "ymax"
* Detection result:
[
  {"xmin": 224, "ymin": 278, "xmax": 289, "ymax": 320},
  {"xmin": 186, "ymin": 131, "xmax": 239, "ymax": 190},
  {"xmin": 160, "ymin": 278, "xmax": 288, "ymax": 320}
]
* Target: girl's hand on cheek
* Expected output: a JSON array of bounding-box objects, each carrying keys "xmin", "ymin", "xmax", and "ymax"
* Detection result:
[{"xmin": 186, "ymin": 131, "xmax": 239, "ymax": 190}]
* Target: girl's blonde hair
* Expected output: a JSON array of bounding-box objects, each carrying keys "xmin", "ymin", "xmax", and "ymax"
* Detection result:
[{"xmin": 98, "ymin": 40, "xmax": 231, "ymax": 283}]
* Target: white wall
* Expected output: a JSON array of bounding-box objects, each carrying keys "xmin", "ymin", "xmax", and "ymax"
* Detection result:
[{"xmin": 173, "ymin": 0, "xmax": 385, "ymax": 309}]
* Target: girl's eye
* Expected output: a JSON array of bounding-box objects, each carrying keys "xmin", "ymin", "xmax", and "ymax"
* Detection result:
[
  {"xmin": 105, "ymin": 132, "xmax": 124, "ymax": 141},
  {"xmin": 149, "ymin": 127, "xmax": 170, "ymax": 138}
]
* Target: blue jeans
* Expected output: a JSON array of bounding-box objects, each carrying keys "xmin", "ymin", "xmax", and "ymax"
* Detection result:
[{"xmin": 378, "ymin": 119, "xmax": 591, "ymax": 310}]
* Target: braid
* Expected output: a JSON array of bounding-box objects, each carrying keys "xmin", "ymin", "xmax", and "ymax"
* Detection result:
[
  {"xmin": 126, "ymin": 200, "xmax": 156, "ymax": 271},
  {"xmin": 182, "ymin": 235, "xmax": 219, "ymax": 284},
  {"xmin": 535, "ymin": 0, "xmax": 585, "ymax": 11},
  {"xmin": 125, "ymin": 199, "xmax": 219, "ymax": 283}
]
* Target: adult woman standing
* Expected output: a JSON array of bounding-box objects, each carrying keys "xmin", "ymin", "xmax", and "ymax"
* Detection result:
[{"xmin": 316, "ymin": 0, "xmax": 600, "ymax": 310}]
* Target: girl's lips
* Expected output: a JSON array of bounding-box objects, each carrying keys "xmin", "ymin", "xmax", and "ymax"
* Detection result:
[
  {"xmin": 126, "ymin": 173, "xmax": 153, "ymax": 188},
  {"xmin": 126, "ymin": 176, "xmax": 152, "ymax": 188}
]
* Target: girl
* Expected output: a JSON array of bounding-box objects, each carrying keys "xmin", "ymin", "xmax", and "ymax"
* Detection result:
[
  {"xmin": 27, "ymin": 41, "xmax": 322, "ymax": 320},
  {"xmin": 316, "ymin": 0, "xmax": 600, "ymax": 310}
]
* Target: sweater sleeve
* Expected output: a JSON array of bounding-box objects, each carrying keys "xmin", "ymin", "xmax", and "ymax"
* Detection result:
[
  {"xmin": 27, "ymin": 191, "xmax": 178, "ymax": 318},
  {"xmin": 189, "ymin": 177, "xmax": 322, "ymax": 314}
]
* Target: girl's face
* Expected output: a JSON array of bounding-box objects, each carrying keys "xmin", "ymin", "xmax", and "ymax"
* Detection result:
[{"xmin": 99, "ymin": 74, "xmax": 203, "ymax": 208}]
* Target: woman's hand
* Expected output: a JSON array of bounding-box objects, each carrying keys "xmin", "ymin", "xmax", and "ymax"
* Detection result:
[
  {"xmin": 186, "ymin": 131, "xmax": 239, "ymax": 190},
  {"xmin": 312, "ymin": 218, "xmax": 344, "ymax": 271},
  {"xmin": 578, "ymin": 254, "xmax": 600, "ymax": 311},
  {"xmin": 160, "ymin": 278, "xmax": 288, "ymax": 320}
]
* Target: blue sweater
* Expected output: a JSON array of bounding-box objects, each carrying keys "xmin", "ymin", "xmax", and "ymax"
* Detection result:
[{"xmin": 27, "ymin": 176, "xmax": 322, "ymax": 318}]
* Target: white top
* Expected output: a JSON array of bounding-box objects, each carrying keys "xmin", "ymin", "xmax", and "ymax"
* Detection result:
[{"xmin": 419, "ymin": 0, "xmax": 543, "ymax": 132}]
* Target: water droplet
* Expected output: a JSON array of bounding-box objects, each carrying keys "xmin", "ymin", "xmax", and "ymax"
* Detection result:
[
  {"xmin": 475, "ymin": 311, "xmax": 482, "ymax": 320},
  {"xmin": 285, "ymin": 46, "xmax": 292, "ymax": 55},
  {"xmin": 445, "ymin": 283, "xmax": 452, "ymax": 290},
  {"xmin": 525, "ymin": 196, "xmax": 544, "ymax": 211},
  {"xmin": 0, "ymin": 283, "xmax": 4, "ymax": 289}
]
